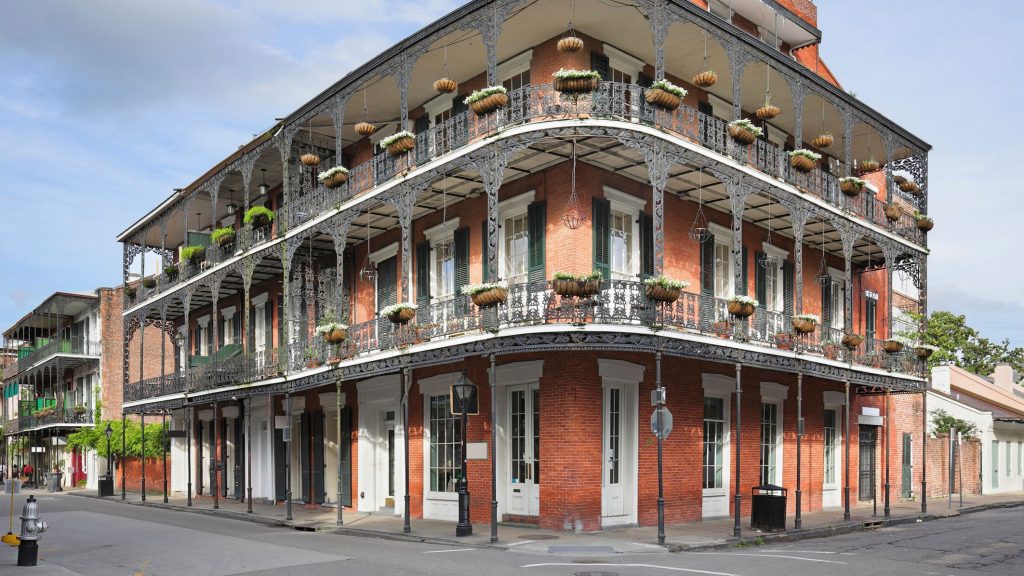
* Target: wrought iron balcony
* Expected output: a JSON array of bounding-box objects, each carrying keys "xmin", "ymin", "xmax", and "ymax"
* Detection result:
[
  {"xmin": 16, "ymin": 406, "xmax": 93, "ymax": 431},
  {"xmin": 123, "ymin": 374, "xmax": 187, "ymax": 403},
  {"xmin": 15, "ymin": 338, "xmax": 100, "ymax": 374}
]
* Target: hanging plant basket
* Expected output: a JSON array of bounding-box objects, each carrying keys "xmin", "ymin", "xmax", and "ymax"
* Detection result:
[
  {"xmin": 644, "ymin": 276, "xmax": 688, "ymax": 303},
  {"xmin": 433, "ymin": 77, "xmax": 457, "ymax": 94},
  {"xmin": 915, "ymin": 346, "xmax": 936, "ymax": 359},
  {"xmin": 917, "ymin": 217, "xmax": 933, "ymax": 232},
  {"xmin": 644, "ymin": 80, "xmax": 685, "ymax": 112},
  {"xmin": 383, "ymin": 304, "xmax": 417, "ymax": 325},
  {"xmin": 811, "ymin": 134, "xmax": 834, "ymax": 148},
  {"xmin": 755, "ymin": 104, "xmax": 780, "ymax": 120},
  {"xmin": 789, "ymin": 150, "xmax": 821, "ymax": 173},
  {"xmin": 839, "ymin": 177, "xmax": 865, "ymax": 197},
  {"xmin": 466, "ymin": 283, "xmax": 509, "ymax": 307},
  {"xmin": 557, "ymin": 35, "xmax": 584, "ymax": 53},
  {"xmin": 727, "ymin": 296, "xmax": 757, "ymax": 318},
  {"xmin": 860, "ymin": 159, "xmax": 881, "ymax": 173},
  {"xmin": 380, "ymin": 131, "xmax": 416, "ymax": 157},
  {"xmin": 355, "ymin": 122, "xmax": 377, "ymax": 137},
  {"xmin": 466, "ymin": 87, "xmax": 509, "ymax": 116},
  {"xmin": 727, "ymin": 120, "xmax": 762, "ymax": 145},
  {"xmin": 318, "ymin": 167, "xmax": 349, "ymax": 189},
  {"xmin": 899, "ymin": 180, "xmax": 920, "ymax": 194},
  {"xmin": 164, "ymin": 265, "xmax": 179, "ymax": 280},
  {"xmin": 552, "ymin": 272, "xmax": 602, "ymax": 298},
  {"xmin": 322, "ymin": 327, "xmax": 348, "ymax": 344},
  {"xmin": 893, "ymin": 174, "xmax": 907, "ymax": 185},
  {"xmin": 142, "ymin": 276, "xmax": 157, "ymax": 289},
  {"xmin": 693, "ymin": 70, "xmax": 717, "ymax": 88},
  {"xmin": 300, "ymin": 153, "xmax": 321, "ymax": 167},
  {"xmin": 884, "ymin": 203, "xmax": 903, "ymax": 222},
  {"xmin": 791, "ymin": 315, "xmax": 819, "ymax": 334},
  {"xmin": 553, "ymin": 278, "xmax": 580, "ymax": 297},
  {"xmin": 211, "ymin": 227, "xmax": 236, "ymax": 247},
  {"xmin": 841, "ymin": 334, "xmax": 865, "ymax": 350},
  {"xmin": 553, "ymin": 70, "xmax": 601, "ymax": 95},
  {"xmin": 883, "ymin": 339, "xmax": 905, "ymax": 354}
]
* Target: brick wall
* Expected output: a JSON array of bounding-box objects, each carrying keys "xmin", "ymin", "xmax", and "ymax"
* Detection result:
[{"xmin": 115, "ymin": 456, "xmax": 170, "ymax": 493}]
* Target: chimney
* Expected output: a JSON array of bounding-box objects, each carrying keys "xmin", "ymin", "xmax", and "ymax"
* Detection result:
[{"xmin": 989, "ymin": 363, "xmax": 1015, "ymax": 392}]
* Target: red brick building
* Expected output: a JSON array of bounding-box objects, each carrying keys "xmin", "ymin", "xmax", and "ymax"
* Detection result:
[{"xmin": 118, "ymin": 0, "xmax": 932, "ymax": 532}]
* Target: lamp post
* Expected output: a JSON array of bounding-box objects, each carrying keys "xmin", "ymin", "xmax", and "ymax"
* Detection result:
[
  {"xmin": 104, "ymin": 423, "xmax": 113, "ymax": 478},
  {"xmin": 451, "ymin": 372, "xmax": 476, "ymax": 537}
]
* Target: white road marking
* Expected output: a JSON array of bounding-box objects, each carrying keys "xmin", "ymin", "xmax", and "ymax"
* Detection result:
[
  {"xmin": 632, "ymin": 542, "xmax": 667, "ymax": 549},
  {"xmin": 521, "ymin": 562, "xmax": 739, "ymax": 575},
  {"xmin": 423, "ymin": 548, "xmax": 476, "ymax": 554},
  {"xmin": 759, "ymin": 550, "xmax": 840, "ymax": 554},
  {"xmin": 682, "ymin": 552, "xmax": 846, "ymax": 564},
  {"xmin": 506, "ymin": 540, "xmax": 536, "ymax": 546}
]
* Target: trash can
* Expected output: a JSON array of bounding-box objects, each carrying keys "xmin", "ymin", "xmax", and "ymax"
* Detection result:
[
  {"xmin": 750, "ymin": 484, "xmax": 787, "ymax": 531},
  {"xmin": 45, "ymin": 472, "xmax": 63, "ymax": 493},
  {"xmin": 3, "ymin": 479, "xmax": 21, "ymax": 495},
  {"xmin": 98, "ymin": 476, "xmax": 114, "ymax": 497}
]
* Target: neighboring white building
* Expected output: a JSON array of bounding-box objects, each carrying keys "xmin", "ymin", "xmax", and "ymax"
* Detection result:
[{"xmin": 930, "ymin": 364, "xmax": 1024, "ymax": 494}]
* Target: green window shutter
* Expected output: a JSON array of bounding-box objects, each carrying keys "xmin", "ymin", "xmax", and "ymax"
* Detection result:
[
  {"xmin": 592, "ymin": 197, "xmax": 611, "ymax": 280},
  {"xmin": 821, "ymin": 281, "xmax": 832, "ymax": 329},
  {"xmin": 754, "ymin": 251, "xmax": 766, "ymax": 306},
  {"xmin": 738, "ymin": 245, "xmax": 749, "ymax": 296},
  {"xmin": 865, "ymin": 298, "xmax": 877, "ymax": 342},
  {"xmin": 481, "ymin": 220, "xmax": 490, "ymax": 282},
  {"xmin": 247, "ymin": 305, "xmax": 255, "ymax": 353},
  {"xmin": 451, "ymin": 97, "xmax": 469, "ymax": 147},
  {"xmin": 454, "ymin": 227, "xmax": 470, "ymax": 295},
  {"xmin": 783, "ymin": 260, "xmax": 794, "ymax": 317},
  {"xmin": 528, "ymin": 201, "xmax": 546, "ymax": 284},
  {"xmin": 700, "ymin": 235, "xmax": 715, "ymax": 296},
  {"xmin": 416, "ymin": 241, "xmax": 431, "ymax": 305},
  {"xmin": 591, "ymin": 52, "xmax": 610, "ymax": 81},
  {"xmin": 276, "ymin": 295, "xmax": 284, "ymax": 348},
  {"xmin": 414, "ymin": 114, "xmax": 430, "ymax": 164},
  {"xmin": 638, "ymin": 72, "xmax": 654, "ymax": 88},
  {"xmin": 265, "ymin": 304, "xmax": 273, "ymax": 350},
  {"xmin": 639, "ymin": 213, "xmax": 654, "ymax": 278}
]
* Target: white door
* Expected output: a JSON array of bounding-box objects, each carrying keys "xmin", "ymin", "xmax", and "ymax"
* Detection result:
[
  {"xmin": 507, "ymin": 385, "xmax": 540, "ymax": 516},
  {"xmin": 822, "ymin": 408, "xmax": 841, "ymax": 507},
  {"xmin": 602, "ymin": 385, "xmax": 626, "ymax": 521},
  {"xmin": 254, "ymin": 303, "xmax": 267, "ymax": 368}
]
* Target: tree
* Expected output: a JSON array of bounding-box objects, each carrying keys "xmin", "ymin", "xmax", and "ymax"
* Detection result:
[
  {"xmin": 916, "ymin": 311, "xmax": 1024, "ymax": 377},
  {"xmin": 930, "ymin": 409, "xmax": 979, "ymax": 440}
]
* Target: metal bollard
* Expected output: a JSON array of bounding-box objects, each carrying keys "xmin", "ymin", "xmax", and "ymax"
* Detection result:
[{"xmin": 17, "ymin": 495, "xmax": 48, "ymax": 567}]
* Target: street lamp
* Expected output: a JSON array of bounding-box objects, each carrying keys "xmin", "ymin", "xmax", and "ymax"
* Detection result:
[
  {"xmin": 451, "ymin": 372, "xmax": 477, "ymax": 537},
  {"xmin": 104, "ymin": 423, "xmax": 113, "ymax": 478}
]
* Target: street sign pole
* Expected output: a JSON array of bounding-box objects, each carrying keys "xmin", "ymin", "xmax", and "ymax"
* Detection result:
[{"xmin": 654, "ymin": 352, "xmax": 666, "ymax": 545}]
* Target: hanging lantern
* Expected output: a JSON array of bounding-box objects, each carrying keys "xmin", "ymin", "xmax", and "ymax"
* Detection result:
[
  {"xmin": 688, "ymin": 168, "xmax": 711, "ymax": 243},
  {"xmin": 359, "ymin": 214, "xmax": 377, "ymax": 284},
  {"xmin": 561, "ymin": 139, "xmax": 585, "ymax": 230}
]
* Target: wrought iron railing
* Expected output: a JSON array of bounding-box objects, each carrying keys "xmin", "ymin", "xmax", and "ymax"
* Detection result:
[
  {"xmin": 124, "ymin": 374, "xmax": 186, "ymax": 402},
  {"xmin": 17, "ymin": 338, "xmax": 101, "ymax": 372},
  {"xmin": 18, "ymin": 407, "xmax": 93, "ymax": 430}
]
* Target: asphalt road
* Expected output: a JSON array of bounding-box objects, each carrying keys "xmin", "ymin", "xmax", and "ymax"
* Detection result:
[{"xmin": 0, "ymin": 492, "xmax": 1020, "ymax": 576}]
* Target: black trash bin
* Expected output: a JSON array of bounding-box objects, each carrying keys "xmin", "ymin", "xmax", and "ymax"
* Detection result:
[
  {"xmin": 98, "ymin": 476, "xmax": 114, "ymax": 497},
  {"xmin": 750, "ymin": 484, "xmax": 787, "ymax": 531}
]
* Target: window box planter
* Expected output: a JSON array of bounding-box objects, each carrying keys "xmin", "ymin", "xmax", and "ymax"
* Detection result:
[
  {"xmin": 839, "ymin": 176, "xmax": 865, "ymax": 197},
  {"xmin": 884, "ymin": 203, "xmax": 903, "ymax": 222},
  {"xmin": 692, "ymin": 70, "xmax": 717, "ymax": 88},
  {"xmin": 552, "ymin": 272, "xmax": 602, "ymax": 298},
  {"xmin": 317, "ymin": 320, "xmax": 348, "ymax": 344},
  {"xmin": 644, "ymin": 80, "xmax": 686, "ymax": 111},
  {"xmin": 433, "ymin": 77, "xmax": 457, "ymax": 94},
  {"xmin": 727, "ymin": 119, "xmax": 762, "ymax": 145},
  {"xmin": 464, "ymin": 283, "xmax": 508, "ymax": 307},
  {"xmin": 727, "ymin": 296, "xmax": 758, "ymax": 318},
  {"xmin": 811, "ymin": 133, "xmax": 834, "ymax": 148},
  {"xmin": 125, "ymin": 286, "xmax": 137, "ymax": 300},
  {"xmin": 380, "ymin": 131, "xmax": 416, "ymax": 157},
  {"xmin": 318, "ymin": 166, "xmax": 349, "ymax": 189},
  {"xmin": 883, "ymin": 339, "xmax": 905, "ymax": 354},
  {"xmin": 382, "ymin": 303, "xmax": 417, "ymax": 325},
  {"xmin": 465, "ymin": 87, "xmax": 509, "ymax": 116},
  {"xmin": 755, "ymin": 104, "xmax": 780, "ymax": 120},
  {"xmin": 553, "ymin": 70, "xmax": 600, "ymax": 95},
  {"xmin": 73, "ymin": 405, "xmax": 88, "ymax": 416},
  {"xmin": 791, "ymin": 314, "xmax": 819, "ymax": 334},
  {"xmin": 644, "ymin": 276, "xmax": 688, "ymax": 303},
  {"xmin": 789, "ymin": 149, "xmax": 821, "ymax": 173},
  {"xmin": 841, "ymin": 334, "xmax": 864, "ymax": 350}
]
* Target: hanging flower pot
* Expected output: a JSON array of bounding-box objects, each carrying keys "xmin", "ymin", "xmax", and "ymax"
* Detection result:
[
  {"xmin": 883, "ymin": 339, "xmax": 905, "ymax": 354},
  {"xmin": 791, "ymin": 314, "xmax": 819, "ymax": 334},
  {"xmin": 142, "ymin": 276, "xmax": 157, "ymax": 289},
  {"xmin": 789, "ymin": 149, "xmax": 821, "ymax": 173},
  {"xmin": 553, "ymin": 69, "xmax": 601, "ymax": 95},
  {"xmin": 557, "ymin": 35, "xmax": 584, "ymax": 53},
  {"xmin": 884, "ymin": 203, "xmax": 903, "ymax": 222},
  {"xmin": 727, "ymin": 295, "xmax": 758, "ymax": 318},
  {"xmin": 693, "ymin": 70, "xmax": 717, "ymax": 88},
  {"xmin": 465, "ymin": 86, "xmax": 509, "ymax": 116},
  {"xmin": 464, "ymin": 282, "xmax": 509, "ymax": 307},
  {"xmin": 300, "ymin": 152, "xmax": 321, "ymax": 167},
  {"xmin": 382, "ymin": 303, "xmax": 417, "ymax": 325},
  {"xmin": 755, "ymin": 104, "xmax": 780, "ymax": 120},
  {"xmin": 163, "ymin": 265, "xmax": 179, "ymax": 280},
  {"xmin": 211, "ymin": 227, "xmax": 236, "ymax": 248},
  {"xmin": 355, "ymin": 122, "xmax": 377, "ymax": 137},
  {"xmin": 552, "ymin": 273, "xmax": 581, "ymax": 297},
  {"xmin": 317, "ymin": 166, "xmax": 349, "ymax": 189},
  {"xmin": 893, "ymin": 174, "xmax": 907, "ymax": 185},
  {"xmin": 727, "ymin": 119, "xmax": 762, "ymax": 145},
  {"xmin": 916, "ymin": 214, "xmax": 933, "ymax": 232},
  {"xmin": 317, "ymin": 322, "xmax": 348, "ymax": 344},
  {"xmin": 433, "ymin": 77, "xmax": 457, "ymax": 94},
  {"xmin": 644, "ymin": 276, "xmax": 689, "ymax": 304},
  {"xmin": 841, "ymin": 333, "xmax": 864, "ymax": 349},
  {"xmin": 839, "ymin": 176, "xmax": 865, "ymax": 197},
  {"xmin": 125, "ymin": 286, "xmax": 137, "ymax": 300},
  {"xmin": 811, "ymin": 133, "xmax": 834, "ymax": 148},
  {"xmin": 899, "ymin": 180, "xmax": 920, "ymax": 194},
  {"xmin": 860, "ymin": 159, "xmax": 881, "ymax": 173},
  {"xmin": 915, "ymin": 344, "xmax": 938, "ymax": 359},
  {"xmin": 380, "ymin": 131, "xmax": 416, "ymax": 157},
  {"xmin": 181, "ymin": 245, "xmax": 206, "ymax": 263},
  {"xmin": 645, "ymin": 79, "xmax": 686, "ymax": 111},
  {"xmin": 244, "ymin": 206, "xmax": 275, "ymax": 228}
]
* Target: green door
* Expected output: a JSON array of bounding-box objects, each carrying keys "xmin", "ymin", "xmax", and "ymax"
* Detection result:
[{"xmin": 901, "ymin": 433, "xmax": 913, "ymax": 498}]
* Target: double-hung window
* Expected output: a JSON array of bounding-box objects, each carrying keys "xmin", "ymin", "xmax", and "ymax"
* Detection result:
[
  {"xmin": 828, "ymin": 268, "xmax": 845, "ymax": 330},
  {"xmin": 604, "ymin": 188, "xmax": 646, "ymax": 281},
  {"xmin": 824, "ymin": 409, "xmax": 838, "ymax": 484},
  {"xmin": 423, "ymin": 218, "xmax": 460, "ymax": 303},
  {"xmin": 760, "ymin": 402, "xmax": 780, "ymax": 485}
]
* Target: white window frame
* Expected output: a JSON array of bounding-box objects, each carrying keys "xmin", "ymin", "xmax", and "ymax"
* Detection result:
[
  {"xmin": 496, "ymin": 50, "xmax": 532, "ymax": 85},
  {"xmin": 762, "ymin": 241, "xmax": 789, "ymax": 312},
  {"xmin": 823, "ymin": 390, "xmax": 846, "ymax": 493},
  {"xmin": 828, "ymin": 266, "xmax": 845, "ymax": 330},
  {"xmin": 709, "ymin": 222, "xmax": 734, "ymax": 298},
  {"xmin": 760, "ymin": 382, "xmax": 787, "ymax": 486},
  {"xmin": 702, "ymin": 374, "xmax": 732, "ymax": 500},
  {"xmin": 423, "ymin": 218, "xmax": 460, "ymax": 301},
  {"xmin": 603, "ymin": 187, "xmax": 646, "ymax": 280},
  {"xmin": 196, "ymin": 314, "xmax": 210, "ymax": 356},
  {"xmin": 602, "ymin": 44, "xmax": 645, "ymax": 83},
  {"xmin": 419, "ymin": 372, "xmax": 466, "ymax": 501},
  {"xmin": 497, "ymin": 191, "xmax": 535, "ymax": 283},
  {"xmin": 221, "ymin": 306, "xmax": 237, "ymax": 346}
]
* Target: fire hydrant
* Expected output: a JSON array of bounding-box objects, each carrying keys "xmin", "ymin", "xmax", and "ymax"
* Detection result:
[{"xmin": 17, "ymin": 495, "xmax": 48, "ymax": 567}]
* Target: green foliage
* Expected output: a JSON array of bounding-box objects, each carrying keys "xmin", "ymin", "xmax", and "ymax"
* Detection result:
[
  {"xmin": 65, "ymin": 419, "xmax": 167, "ymax": 458},
  {"xmin": 210, "ymin": 227, "xmax": 236, "ymax": 246},
  {"xmin": 244, "ymin": 206, "xmax": 274, "ymax": 226},
  {"xmin": 181, "ymin": 245, "xmax": 206, "ymax": 262},
  {"xmin": 931, "ymin": 409, "xmax": 979, "ymax": 440},
  {"xmin": 908, "ymin": 310, "xmax": 1024, "ymax": 376}
]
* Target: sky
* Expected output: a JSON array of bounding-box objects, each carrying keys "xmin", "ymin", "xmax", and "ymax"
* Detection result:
[{"xmin": 1, "ymin": 0, "xmax": 1021, "ymax": 346}]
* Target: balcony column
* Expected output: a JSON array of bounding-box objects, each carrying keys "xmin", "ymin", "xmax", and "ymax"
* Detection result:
[
  {"xmin": 208, "ymin": 175, "xmax": 224, "ymax": 236},
  {"xmin": 733, "ymin": 362, "xmax": 742, "ymax": 538},
  {"xmin": 241, "ymin": 154, "xmax": 257, "ymax": 214},
  {"xmin": 790, "ymin": 207, "xmax": 808, "ymax": 315},
  {"xmin": 795, "ymin": 370, "xmax": 803, "ymax": 529},
  {"xmin": 727, "ymin": 179, "xmax": 754, "ymax": 294},
  {"xmin": 277, "ymin": 126, "xmax": 299, "ymax": 232},
  {"xmin": 242, "ymin": 257, "xmax": 255, "ymax": 359},
  {"xmin": 882, "ymin": 242, "xmax": 899, "ymax": 344},
  {"xmin": 186, "ymin": 405, "xmax": 193, "ymax": 506},
  {"xmin": 884, "ymin": 388, "xmax": 891, "ymax": 518},
  {"xmin": 636, "ymin": 0, "xmax": 669, "ymax": 80},
  {"xmin": 472, "ymin": 150, "xmax": 509, "ymax": 283},
  {"xmin": 843, "ymin": 379, "xmax": 851, "ymax": 521},
  {"xmin": 883, "ymin": 133, "xmax": 896, "ymax": 207},
  {"xmin": 387, "ymin": 188, "xmax": 417, "ymax": 303},
  {"xmin": 182, "ymin": 191, "xmax": 195, "ymax": 251},
  {"xmin": 842, "ymin": 109, "xmax": 854, "ymax": 177},
  {"xmin": 791, "ymin": 81, "xmax": 805, "ymax": 149},
  {"xmin": 138, "ymin": 310, "xmax": 145, "ymax": 399},
  {"xmin": 838, "ymin": 224, "xmax": 858, "ymax": 337},
  {"xmin": 213, "ymin": 400, "xmax": 220, "ymax": 510},
  {"xmin": 182, "ymin": 288, "xmax": 194, "ymax": 392},
  {"xmin": 329, "ymin": 96, "xmax": 348, "ymax": 163},
  {"xmin": 329, "ymin": 216, "xmax": 354, "ymax": 328},
  {"xmin": 159, "ymin": 216, "xmax": 168, "ymax": 280},
  {"xmin": 141, "ymin": 411, "xmax": 146, "ymax": 501},
  {"xmin": 625, "ymin": 139, "xmax": 673, "ymax": 275},
  {"xmin": 159, "ymin": 307, "xmax": 167, "ymax": 395},
  {"xmin": 729, "ymin": 44, "xmax": 750, "ymax": 121}
]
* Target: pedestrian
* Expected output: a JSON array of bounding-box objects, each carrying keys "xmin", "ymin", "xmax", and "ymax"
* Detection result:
[{"xmin": 22, "ymin": 463, "xmax": 34, "ymax": 484}]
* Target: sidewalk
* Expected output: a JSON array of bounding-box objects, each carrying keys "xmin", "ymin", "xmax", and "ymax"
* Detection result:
[{"xmin": 68, "ymin": 488, "xmax": 1024, "ymax": 555}]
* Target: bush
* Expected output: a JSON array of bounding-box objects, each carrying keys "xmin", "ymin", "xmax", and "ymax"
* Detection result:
[
  {"xmin": 210, "ymin": 227, "xmax": 236, "ymax": 246},
  {"xmin": 244, "ymin": 206, "xmax": 274, "ymax": 226},
  {"xmin": 181, "ymin": 245, "xmax": 206, "ymax": 262}
]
